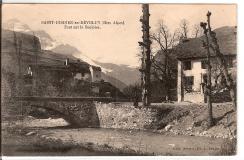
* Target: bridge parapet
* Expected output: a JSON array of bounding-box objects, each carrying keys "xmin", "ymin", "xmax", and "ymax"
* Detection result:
[
  {"xmin": 8, "ymin": 97, "xmax": 114, "ymax": 127},
  {"xmin": 6, "ymin": 96, "xmax": 164, "ymax": 130}
]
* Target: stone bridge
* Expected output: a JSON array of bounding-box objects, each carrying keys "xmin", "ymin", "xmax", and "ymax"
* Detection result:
[
  {"xmin": 7, "ymin": 96, "xmax": 165, "ymax": 130},
  {"xmin": 10, "ymin": 97, "xmax": 118, "ymax": 127}
]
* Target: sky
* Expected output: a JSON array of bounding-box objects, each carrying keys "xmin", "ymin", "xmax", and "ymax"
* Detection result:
[{"xmin": 2, "ymin": 4, "xmax": 237, "ymax": 66}]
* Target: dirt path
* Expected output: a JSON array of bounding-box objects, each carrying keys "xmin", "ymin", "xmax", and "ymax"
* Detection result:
[{"xmin": 38, "ymin": 128, "xmax": 228, "ymax": 156}]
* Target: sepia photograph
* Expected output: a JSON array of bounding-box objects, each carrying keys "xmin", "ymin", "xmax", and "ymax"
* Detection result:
[{"xmin": 1, "ymin": 3, "xmax": 238, "ymax": 157}]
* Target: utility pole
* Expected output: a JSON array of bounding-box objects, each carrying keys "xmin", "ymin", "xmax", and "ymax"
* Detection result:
[
  {"xmin": 200, "ymin": 21, "xmax": 214, "ymax": 127},
  {"xmin": 139, "ymin": 4, "xmax": 152, "ymax": 106}
]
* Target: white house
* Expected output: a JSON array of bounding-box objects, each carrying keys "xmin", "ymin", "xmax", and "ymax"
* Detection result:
[{"xmin": 176, "ymin": 26, "xmax": 237, "ymax": 103}]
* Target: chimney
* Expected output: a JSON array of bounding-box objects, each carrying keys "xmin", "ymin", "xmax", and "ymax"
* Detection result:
[{"xmin": 65, "ymin": 58, "xmax": 69, "ymax": 66}]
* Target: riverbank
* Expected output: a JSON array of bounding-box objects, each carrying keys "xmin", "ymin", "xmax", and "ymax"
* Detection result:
[
  {"xmin": 1, "ymin": 102, "xmax": 236, "ymax": 156},
  {"xmin": 2, "ymin": 116, "xmax": 235, "ymax": 156}
]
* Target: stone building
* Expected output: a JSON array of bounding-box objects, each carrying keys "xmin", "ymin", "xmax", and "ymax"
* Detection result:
[
  {"xmin": 176, "ymin": 26, "xmax": 237, "ymax": 103},
  {"xmin": 89, "ymin": 65, "xmax": 102, "ymax": 82},
  {"xmin": 25, "ymin": 58, "xmax": 102, "ymax": 96},
  {"xmin": 1, "ymin": 29, "xmax": 103, "ymax": 97},
  {"xmin": 64, "ymin": 58, "xmax": 92, "ymax": 81}
]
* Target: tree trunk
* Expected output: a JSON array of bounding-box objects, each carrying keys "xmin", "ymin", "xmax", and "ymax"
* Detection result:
[
  {"xmin": 140, "ymin": 4, "xmax": 152, "ymax": 106},
  {"xmin": 201, "ymin": 21, "xmax": 214, "ymax": 127},
  {"xmin": 207, "ymin": 12, "xmax": 237, "ymax": 111},
  {"xmin": 13, "ymin": 31, "xmax": 23, "ymax": 96},
  {"xmin": 164, "ymin": 52, "xmax": 171, "ymax": 102}
]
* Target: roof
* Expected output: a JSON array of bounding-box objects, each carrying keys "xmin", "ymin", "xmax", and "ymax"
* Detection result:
[
  {"xmin": 28, "ymin": 63, "xmax": 68, "ymax": 71},
  {"xmin": 175, "ymin": 26, "xmax": 237, "ymax": 60},
  {"xmin": 68, "ymin": 61, "xmax": 90, "ymax": 73},
  {"xmin": 91, "ymin": 65, "xmax": 102, "ymax": 71},
  {"xmin": 29, "ymin": 61, "xmax": 90, "ymax": 73}
]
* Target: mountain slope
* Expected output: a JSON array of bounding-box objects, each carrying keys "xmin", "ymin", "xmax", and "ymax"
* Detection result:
[
  {"xmin": 101, "ymin": 72, "xmax": 127, "ymax": 91},
  {"xmin": 2, "ymin": 19, "xmax": 134, "ymax": 89},
  {"xmin": 94, "ymin": 61, "xmax": 140, "ymax": 86},
  {"xmin": 3, "ymin": 19, "xmax": 60, "ymax": 50},
  {"xmin": 52, "ymin": 44, "xmax": 80, "ymax": 56}
]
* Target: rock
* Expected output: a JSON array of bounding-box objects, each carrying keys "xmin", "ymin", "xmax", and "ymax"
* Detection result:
[
  {"xmin": 165, "ymin": 125, "xmax": 173, "ymax": 131},
  {"xmin": 158, "ymin": 129, "xmax": 164, "ymax": 133},
  {"xmin": 41, "ymin": 135, "xmax": 46, "ymax": 138},
  {"xmin": 201, "ymin": 131, "xmax": 208, "ymax": 136},
  {"xmin": 168, "ymin": 144, "xmax": 175, "ymax": 147},
  {"xmin": 27, "ymin": 115, "xmax": 35, "ymax": 120},
  {"xmin": 45, "ymin": 136, "xmax": 52, "ymax": 140},
  {"xmin": 52, "ymin": 137, "xmax": 58, "ymax": 141},
  {"xmin": 195, "ymin": 131, "xmax": 200, "ymax": 136},
  {"xmin": 189, "ymin": 133, "xmax": 194, "ymax": 136},
  {"xmin": 25, "ymin": 131, "xmax": 36, "ymax": 136},
  {"xmin": 186, "ymin": 126, "xmax": 192, "ymax": 131}
]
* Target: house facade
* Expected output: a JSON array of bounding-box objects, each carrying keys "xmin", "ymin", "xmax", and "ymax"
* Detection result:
[
  {"xmin": 177, "ymin": 58, "xmax": 207, "ymax": 103},
  {"xmin": 176, "ymin": 26, "xmax": 237, "ymax": 103},
  {"xmin": 177, "ymin": 56, "xmax": 236, "ymax": 103},
  {"xmin": 64, "ymin": 58, "xmax": 92, "ymax": 81},
  {"xmin": 89, "ymin": 65, "xmax": 102, "ymax": 82},
  {"xmin": 24, "ymin": 58, "xmax": 102, "ymax": 96}
]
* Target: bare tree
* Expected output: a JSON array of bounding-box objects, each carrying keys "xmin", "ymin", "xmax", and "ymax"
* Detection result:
[
  {"xmin": 200, "ymin": 22, "xmax": 214, "ymax": 127},
  {"xmin": 179, "ymin": 19, "xmax": 190, "ymax": 39},
  {"xmin": 206, "ymin": 11, "xmax": 237, "ymax": 110},
  {"xmin": 151, "ymin": 20, "xmax": 179, "ymax": 101},
  {"xmin": 192, "ymin": 24, "xmax": 203, "ymax": 38},
  {"xmin": 123, "ymin": 83, "xmax": 141, "ymax": 106}
]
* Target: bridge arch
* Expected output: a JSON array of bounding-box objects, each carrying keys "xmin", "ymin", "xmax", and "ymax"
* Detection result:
[{"xmin": 28, "ymin": 100, "xmax": 100, "ymax": 128}]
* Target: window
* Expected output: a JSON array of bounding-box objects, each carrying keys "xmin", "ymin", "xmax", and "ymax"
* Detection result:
[
  {"xmin": 202, "ymin": 74, "xmax": 207, "ymax": 83},
  {"xmin": 183, "ymin": 61, "xmax": 192, "ymax": 70},
  {"xmin": 201, "ymin": 60, "xmax": 207, "ymax": 69},
  {"xmin": 24, "ymin": 74, "xmax": 33, "ymax": 84},
  {"xmin": 27, "ymin": 66, "xmax": 33, "ymax": 76},
  {"xmin": 184, "ymin": 76, "xmax": 194, "ymax": 92}
]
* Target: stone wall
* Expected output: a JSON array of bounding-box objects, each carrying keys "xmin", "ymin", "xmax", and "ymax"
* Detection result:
[
  {"xmin": 28, "ymin": 101, "xmax": 100, "ymax": 128},
  {"xmin": 95, "ymin": 102, "xmax": 162, "ymax": 130},
  {"xmin": 27, "ymin": 101, "xmax": 163, "ymax": 130},
  {"xmin": 184, "ymin": 92, "xmax": 205, "ymax": 103}
]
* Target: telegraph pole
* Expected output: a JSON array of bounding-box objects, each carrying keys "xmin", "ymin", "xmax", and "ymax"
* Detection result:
[{"xmin": 139, "ymin": 4, "xmax": 152, "ymax": 106}]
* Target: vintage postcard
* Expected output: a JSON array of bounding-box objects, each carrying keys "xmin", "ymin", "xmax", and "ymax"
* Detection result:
[{"xmin": 1, "ymin": 3, "xmax": 237, "ymax": 156}]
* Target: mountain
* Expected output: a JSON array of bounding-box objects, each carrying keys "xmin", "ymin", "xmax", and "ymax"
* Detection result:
[
  {"xmin": 52, "ymin": 44, "xmax": 80, "ymax": 56},
  {"xmin": 3, "ymin": 18, "xmax": 32, "ymax": 32},
  {"xmin": 2, "ymin": 19, "xmax": 135, "ymax": 90},
  {"xmin": 33, "ymin": 30, "xmax": 61, "ymax": 50},
  {"xmin": 94, "ymin": 61, "xmax": 140, "ymax": 86},
  {"xmin": 101, "ymin": 72, "xmax": 127, "ymax": 91},
  {"xmin": 3, "ymin": 19, "xmax": 60, "ymax": 50}
]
